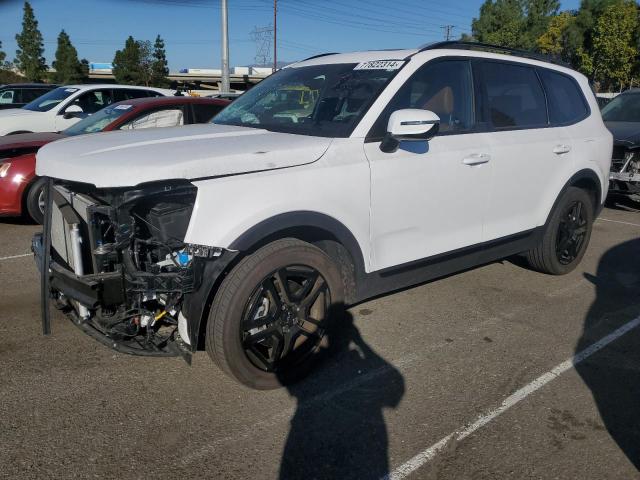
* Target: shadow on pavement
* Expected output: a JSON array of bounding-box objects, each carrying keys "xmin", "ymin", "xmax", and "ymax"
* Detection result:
[
  {"xmin": 278, "ymin": 310, "xmax": 405, "ymax": 480},
  {"xmin": 576, "ymin": 238, "xmax": 640, "ymax": 470},
  {"xmin": 0, "ymin": 215, "xmax": 35, "ymax": 226},
  {"xmin": 605, "ymin": 194, "xmax": 640, "ymax": 213}
]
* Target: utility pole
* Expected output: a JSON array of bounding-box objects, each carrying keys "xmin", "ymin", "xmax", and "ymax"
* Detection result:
[
  {"xmin": 441, "ymin": 25, "xmax": 455, "ymax": 41},
  {"xmin": 273, "ymin": 0, "xmax": 277, "ymax": 72},
  {"xmin": 221, "ymin": 0, "xmax": 230, "ymax": 93}
]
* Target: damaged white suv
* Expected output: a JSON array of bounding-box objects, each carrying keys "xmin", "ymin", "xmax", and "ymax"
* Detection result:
[{"xmin": 33, "ymin": 42, "xmax": 612, "ymax": 389}]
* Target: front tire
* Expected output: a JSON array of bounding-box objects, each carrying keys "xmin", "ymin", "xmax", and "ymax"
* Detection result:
[
  {"xmin": 25, "ymin": 177, "xmax": 47, "ymax": 224},
  {"xmin": 205, "ymin": 238, "xmax": 344, "ymax": 389},
  {"xmin": 525, "ymin": 187, "xmax": 594, "ymax": 275}
]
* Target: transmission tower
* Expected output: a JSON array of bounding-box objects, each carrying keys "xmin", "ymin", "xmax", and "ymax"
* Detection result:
[
  {"xmin": 250, "ymin": 25, "xmax": 273, "ymax": 67},
  {"xmin": 441, "ymin": 25, "xmax": 456, "ymax": 41}
]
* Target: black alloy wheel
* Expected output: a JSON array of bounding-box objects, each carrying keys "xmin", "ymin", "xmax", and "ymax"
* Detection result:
[
  {"xmin": 241, "ymin": 265, "xmax": 329, "ymax": 372},
  {"xmin": 556, "ymin": 200, "xmax": 588, "ymax": 265},
  {"xmin": 524, "ymin": 186, "xmax": 594, "ymax": 275},
  {"xmin": 205, "ymin": 238, "xmax": 344, "ymax": 389}
]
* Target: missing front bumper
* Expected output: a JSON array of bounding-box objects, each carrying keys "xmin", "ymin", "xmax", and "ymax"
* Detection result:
[{"xmin": 33, "ymin": 232, "xmax": 186, "ymax": 358}]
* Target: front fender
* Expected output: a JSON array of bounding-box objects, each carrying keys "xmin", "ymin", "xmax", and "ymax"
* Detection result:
[{"xmin": 184, "ymin": 153, "xmax": 372, "ymax": 272}]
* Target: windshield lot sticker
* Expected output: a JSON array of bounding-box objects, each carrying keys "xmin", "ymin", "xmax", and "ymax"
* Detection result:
[
  {"xmin": 64, "ymin": 88, "xmax": 79, "ymax": 93},
  {"xmin": 354, "ymin": 60, "xmax": 404, "ymax": 71},
  {"xmin": 114, "ymin": 104, "xmax": 133, "ymax": 110}
]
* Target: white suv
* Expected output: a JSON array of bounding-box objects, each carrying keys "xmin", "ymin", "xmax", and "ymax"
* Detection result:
[
  {"xmin": 33, "ymin": 42, "xmax": 612, "ymax": 389},
  {"xmin": 0, "ymin": 84, "xmax": 170, "ymax": 135}
]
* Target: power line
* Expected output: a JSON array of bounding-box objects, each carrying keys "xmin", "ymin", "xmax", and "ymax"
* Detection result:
[{"xmin": 276, "ymin": 4, "xmax": 442, "ymax": 38}]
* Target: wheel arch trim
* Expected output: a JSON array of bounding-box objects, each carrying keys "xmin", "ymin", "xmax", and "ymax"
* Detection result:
[
  {"xmin": 228, "ymin": 210, "xmax": 368, "ymax": 275},
  {"xmin": 544, "ymin": 168, "xmax": 603, "ymax": 227}
]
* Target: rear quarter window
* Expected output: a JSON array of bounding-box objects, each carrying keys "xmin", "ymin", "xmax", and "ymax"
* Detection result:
[
  {"xmin": 192, "ymin": 103, "xmax": 226, "ymax": 123},
  {"xmin": 477, "ymin": 61, "xmax": 548, "ymax": 130},
  {"xmin": 538, "ymin": 69, "xmax": 589, "ymax": 125}
]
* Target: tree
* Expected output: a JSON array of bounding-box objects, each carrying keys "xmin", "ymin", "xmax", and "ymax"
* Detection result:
[
  {"xmin": 114, "ymin": 35, "xmax": 169, "ymax": 87},
  {"xmin": 589, "ymin": 0, "xmax": 639, "ymax": 91},
  {"xmin": 472, "ymin": 0, "xmax": 562, "ymax": 49},
  {"xmin": 150, "ymin": 35, "xmax": 169, "ymax": 87},
  {"xmin": 52, "ymin": 30, "xmax": 88, "ymax": 84},
  {"xmin": 138, "ymin": 40, "xmax": 154, "ymax": 86},
  {"xmin": 472, "ymin": 0, "xmax": 527, "ymax": 48},
  {"xmin": 537, "ymin": 11, "xmax": 576, "ymax": 59},
  {"xmin": 113, "ymin": 36, "xmax": 144, "ymax": 85},
  {"xmin": 14, "ymin": 1, "xmax": 47, "ymax": 81},
  {"xmin": 523, "ymin": 0, "xmax": 560, "ymax": 48},
  {"xmin": 0, "ymin": 41, "xmax": 6, "ymax": 66}
]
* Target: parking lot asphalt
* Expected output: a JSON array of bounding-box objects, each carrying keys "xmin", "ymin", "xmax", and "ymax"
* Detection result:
[{"xmin": 1, "ymin": 199, "xmax": 639, "ymax": 480}]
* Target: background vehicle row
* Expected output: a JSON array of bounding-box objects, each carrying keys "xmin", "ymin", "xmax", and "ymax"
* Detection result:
[{"xmin": 0, "ymin": 96, "xmax": 229, "ymax": 222}]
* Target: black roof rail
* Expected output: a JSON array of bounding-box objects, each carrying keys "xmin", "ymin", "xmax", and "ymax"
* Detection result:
[
  {"xmin": 299, "ymin": 52, "xmax": 340, "ymax": 62},
  {"xmin": 410, "ymin": 41, "xmax": 569, "ymax": 67}
]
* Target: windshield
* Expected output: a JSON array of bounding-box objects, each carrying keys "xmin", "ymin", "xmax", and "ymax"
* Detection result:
[
  {"xmin": 23, "ymin": 87, "xmax": 78, "ymax": 112},
  {"xmin": 64, "ymin": 103, "xmax": 135, "ymax": 135},
  {"xmin": 602, "ymin": 93, "xmax": 640, "ymax": 122},
  {"xmin": 213, "ymin": 62, "xmax": 402, "ymax": 137}
]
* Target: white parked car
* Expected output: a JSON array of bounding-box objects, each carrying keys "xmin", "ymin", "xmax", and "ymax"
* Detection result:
[
  {"xmin": 33, "ymin": 42, "xmax": 612, "ymax": 389},
  {"xmin": 0, "ymin": 84, "xmax": 170, "ymax": 135}
]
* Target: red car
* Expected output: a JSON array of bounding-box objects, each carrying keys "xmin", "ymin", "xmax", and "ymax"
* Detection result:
[{"xmin": 0, "ymin": 96, "xmax": 229, "ymax": 223}]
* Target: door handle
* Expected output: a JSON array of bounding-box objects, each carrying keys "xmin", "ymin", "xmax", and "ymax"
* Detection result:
[
  {"xmin": 553, "ymin": 144, "xmax": 571, "ymax": 154},
  {"xmin": 462, "ymin": 153, "xmax": 491, "ymax": 166}
]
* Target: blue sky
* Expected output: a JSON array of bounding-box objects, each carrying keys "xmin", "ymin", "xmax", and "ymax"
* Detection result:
[{"xmin": 0, "ymin": 0, "xmax": 581, "ymax": 71}]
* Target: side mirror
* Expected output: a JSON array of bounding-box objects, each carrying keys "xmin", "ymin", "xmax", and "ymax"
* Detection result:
[
  {"xmin": 63, "ymin": 104, "xmax": 84, "ymax": 119},
  {"xmin": 380, "ymin": 109, "xmax": 440, "ymax": 153}
]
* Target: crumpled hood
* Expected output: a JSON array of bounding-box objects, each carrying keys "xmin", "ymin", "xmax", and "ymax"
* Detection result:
[
  {"xmin": 605, "ymin": 121, "xmax": 640, "ymax": 146},
  {"xmin": 36, "ymin": 123, "xmax": 333, "ymax": 188}
]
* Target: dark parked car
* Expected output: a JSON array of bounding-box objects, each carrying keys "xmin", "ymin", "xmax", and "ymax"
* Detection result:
[
  {"xmin": 0, "ymin": 96, "xmax": 230, "ymax": 223},
  {"xmin": 596, "ymin": 96, "xmax": 612, "ymax": 109},
  {"xmin": 0, "ymin": 83, "xmax": 58, "ymax": 110},
  {"xmin": 602, "ymin": 89, "xmax": 640, "ymax": 196}
]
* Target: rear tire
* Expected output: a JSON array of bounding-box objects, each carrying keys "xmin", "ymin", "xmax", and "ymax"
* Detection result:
[
  {"xmin": 205, "ymin": 238, "xmax": 344, "ymax": 389},
  {"xmin": 25, "ymin": 177, "xmax": 47, "ymax": 224},
  {"xmin": 525, "ymin": 187, "xmax": 594, "ymax": 275}
]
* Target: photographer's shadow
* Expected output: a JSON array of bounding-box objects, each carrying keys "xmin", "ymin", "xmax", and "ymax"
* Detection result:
[
  {"xmin": 278, "ymin": 310, "xmax": 404, "ymax": 480},
  {"xmin": 576, "ymin": 238, "xmax": 640, "ymax": 470}
]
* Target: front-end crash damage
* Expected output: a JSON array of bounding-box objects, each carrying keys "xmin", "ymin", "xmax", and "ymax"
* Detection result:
[
  {"xmin": 609, "ymin": 145, "xmax": 640, "ymax": 194},
  {"xmin": 33, "ymin": 178, "xmax": 237, "ymax": 358}
]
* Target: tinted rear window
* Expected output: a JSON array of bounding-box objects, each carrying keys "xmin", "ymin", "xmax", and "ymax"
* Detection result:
[
  {"xmin": 539, "ymin": 69, "xmax": 588, "ymax": 125},
  {"xmin": 21, "ymin": 88, "xmax": 51, "ymax": 103},
  {"xmin": 478, "ymin": 61, "xmax": 547, "ymax": 129},
  {"xmin": 193, "ymin": 103, "xmax": 226, "ymax": 123},
  {"xmin": 112, "ymin": 89, "xmax": 151, "ymax": 102}
]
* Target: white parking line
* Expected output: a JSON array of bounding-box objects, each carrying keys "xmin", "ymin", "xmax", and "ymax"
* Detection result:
[
  {"xmin": 383, "ymin": 315, "xmax": 640, "ymax": 480},
  {"xmin": 0, "ymin": 253, "xmax": 31, "ymax": 261},
  {"xmin": 598, "ymin": 218, "xmax": 640, "ymax": 228}
]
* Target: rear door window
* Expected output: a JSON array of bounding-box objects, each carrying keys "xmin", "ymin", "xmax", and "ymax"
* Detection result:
[
  {"xmin": 113, "ymin": 89, "xmax": 151, "ymax": 102},
  {"xmin": 538, "ymin": 69, "xmax": 589, "ymax": 125},
  {"xmin": 477, "ymin": 61, "xmax": 548, "ymax": 129}
]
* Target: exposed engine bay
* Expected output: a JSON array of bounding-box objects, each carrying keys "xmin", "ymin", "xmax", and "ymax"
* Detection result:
[
  {"xmin": 609, "ymin": 146, "xmax": 640, "ymax": 194},
  {"xmin": 33, "ymin": 179, "xmax": 232, "ymax": 358}
]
